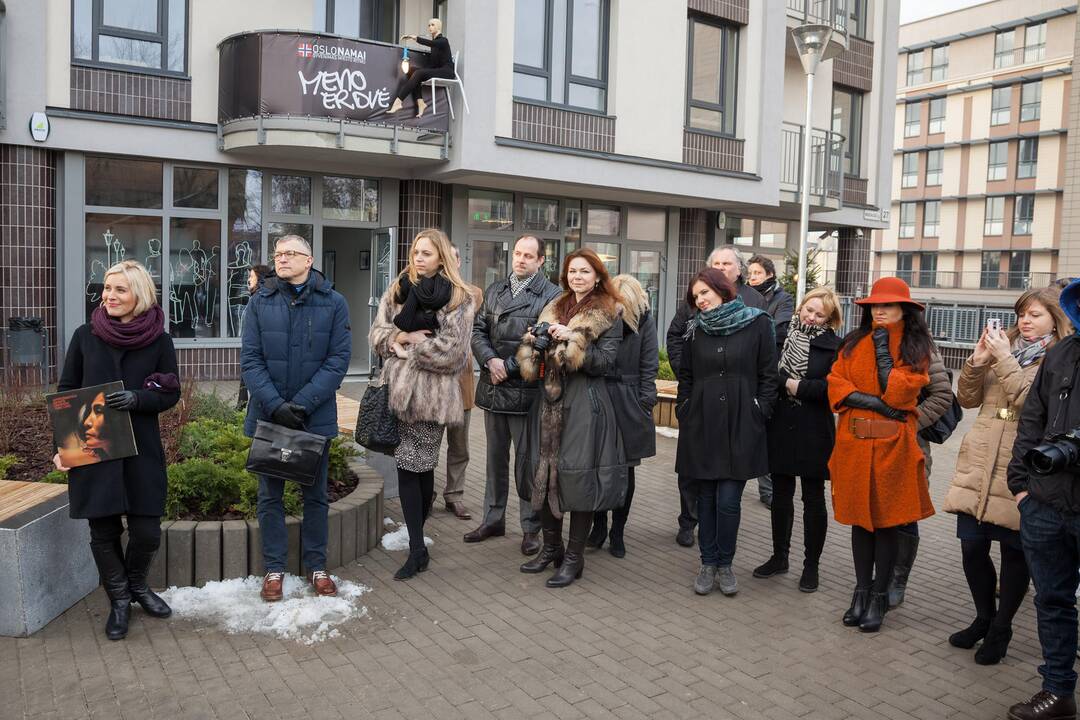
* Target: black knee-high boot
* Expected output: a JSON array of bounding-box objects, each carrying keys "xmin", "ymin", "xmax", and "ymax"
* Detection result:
[
  {"xmin": 587, "ymin": 512, "xmax": 608, "ymax": 549},
  {"xmin": 521, "ymin": 503, "xmax": 564, "ymax": 573},
  {"xmin": 608, "ymin": 470, "xmax": 636, "ymax": 558},
  {"xmin": 547, "ymin": 512, "xmax": 591, "ymax": 588},
  {"xmin": 91, "ymin": 541, "xmax": 131, "ymax": 640}
]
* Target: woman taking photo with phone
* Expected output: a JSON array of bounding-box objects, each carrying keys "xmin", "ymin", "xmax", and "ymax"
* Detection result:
[
  {"xmin": 944, "ymin": 287, "xmax": 1069, "ymax": 664},
  {"xmin": 828, "ymin": 277, "xmax": 935, "ymax": 632}
]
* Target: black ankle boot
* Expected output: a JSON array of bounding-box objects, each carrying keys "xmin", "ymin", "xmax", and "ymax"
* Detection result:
[
  {"xmin": 521, "ymin": 523, "xmax": 565, "ymax": 573},
  {"xmin": 798, "ymin": 565, "xmax": 819, "ymax": 593},
  {"xmin": 547, "ymin": 512, "xmax": 589, "ymax": 588},
  {"xmin": 608, "ymin": 530, "xmax": 626, "ymax": 558},
  {"xmin": 91, "ymin": 542, "xmax": 131, "ymax": 641},
  {"xmin": 842, "ymin": 587, "xmax": 870, "ymax": 627},
  {"xmin": 975, "ymin": 624, "xmax": 1013, "ymax": 665},
  {"xmin": 394, "ymin": 548, "xmax": 430, "ymax": 581},
  {"xmin": 1007, "ymin": 690, "xmax": 1077, "ymax": 720},
  {"xmin": 859, "ymin": 592, "xmax": 889, "ymax": 633},
  {"xmin": 586, "ymin": 512, "xmax": 607, "ymax": 549},
  {"xmin": 949, "ymin": 616, "xmax": 992, "ymax": 649},
  {"xmin": 753, "ymin": 555, "xmax": 789, "ymax": 579},
  {"xmin": 126, "ymin": 542, "xmax": 172, "ymax": 618}
]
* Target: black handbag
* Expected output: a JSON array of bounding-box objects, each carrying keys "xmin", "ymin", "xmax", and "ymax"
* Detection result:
[
  {"xmin": 355, "ymin": 367, "xmax": 400, "ymax": 455},
  {"xmin": 918, "ymin": 370, "xmax": 963, "ymax": 444},
  {"xmin": 245, "ymin": 420, "xmax": 329, "ymax": 486}
]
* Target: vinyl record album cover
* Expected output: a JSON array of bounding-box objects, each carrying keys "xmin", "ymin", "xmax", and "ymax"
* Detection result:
[{"xmin": 46, "ymin": 382, "xmax": 138, "ymax": 468}]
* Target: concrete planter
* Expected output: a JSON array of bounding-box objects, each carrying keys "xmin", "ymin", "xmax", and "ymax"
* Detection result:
[{"xmin": 152, "ymin": 456, "xmax": 384, "ymax": 588}]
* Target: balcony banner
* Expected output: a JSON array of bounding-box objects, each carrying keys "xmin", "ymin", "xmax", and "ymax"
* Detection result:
[{"xmin": 218, "ymin": 31, "xmax": 451, "ymax": 132}]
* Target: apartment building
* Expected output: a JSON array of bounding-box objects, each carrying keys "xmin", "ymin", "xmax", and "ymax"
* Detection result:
[
  {"xmin": 0, "ymin": 0, "xmax": 899, "ymax": 381},
  {"xmin": 877, "ymin": 0, "xmax": 1075, "ymax": 307}
]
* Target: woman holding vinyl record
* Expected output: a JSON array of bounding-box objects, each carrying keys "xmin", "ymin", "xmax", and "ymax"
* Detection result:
[{"xmin": 54, "ymin": 260, "xmax": 180, "ymax": 642}]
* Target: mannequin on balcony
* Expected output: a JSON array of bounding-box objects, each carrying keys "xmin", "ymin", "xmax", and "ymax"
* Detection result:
[{"xmin": 388, "ymin": 18, "xmax": 455, "ymax": 118}]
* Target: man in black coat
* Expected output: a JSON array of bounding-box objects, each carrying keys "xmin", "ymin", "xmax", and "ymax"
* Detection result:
[
  {"xmin": 466, "ymin": 235, "xmax": 561, "ymax": 555},
  {"xmin": 1005, "ymin": 280, "xmax": 1080, "ymax": 720},
  {"xmin": 666, "ymin": 245, "xmax": 767, "ymax": 546}
]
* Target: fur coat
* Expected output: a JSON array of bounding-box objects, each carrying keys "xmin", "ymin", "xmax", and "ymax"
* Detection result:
[
  {"xmin": 517, "ymin": 298, "xmax": 627, "ymax": 516},
  {"xmin": 369, "ymin": 283, "xmax": 475, "ymax": 426}
]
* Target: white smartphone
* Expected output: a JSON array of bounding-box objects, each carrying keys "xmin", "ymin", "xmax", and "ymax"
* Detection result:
[{"xmin": 986, "ymin": 318, "xmax": 1002, "ymax": 333}]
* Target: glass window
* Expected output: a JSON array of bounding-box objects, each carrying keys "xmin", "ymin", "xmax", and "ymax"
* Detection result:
[
  {"xmin": 1018, "ymin": 137, "xmax": 1039, "ymax": 179},
  {"xmin": 1021, "ymin": 81, "xmax": 1042, "ymax": 121},
  {"xmin": 1009, "ymin": 250, "xmax": 1031, "ymax": 288},
  {"xmin": 849, "ymin": 0, "xmax": 867, "ymax": 39},
  {"xmin": 928, "ymin": 97, "xmax": 946, "ymax": 134},
  {"xmin": 1013, "ymin": 194, "xmax": 1035, "ymax": 235},
  {"xmin": 995, "ymin": 29, "xmax": 1016, "ymax": 68},
  {"xmin": 270, "ymin": 175, "xmax": 311, "ymax": 215},
  {"xmin": 984, "ymin": 196, "xmax": 1005, "ymax": 235},
  {"xmin": 168, "ymin": 218, "xmax": 221, "ymax": 338},
  {"xmin": 322, "ymin": 176, "xmax": 378, "ymax": 222},
  {"xmin": 930, "ymin": 45, "xmax": 948, "ymax": 81},
  {"xmin": 686, "ymin": 17, "xmax": 739, "ymax": 136},
  {"xmin": 906, "ymin": 52, "xmax": 924, "ymax": 86},
  {"xmin": 523, "ymin": 197, "xmax": 560, "ymax": 232},
  {"xmin": 628, "ymin": 248, "xmax": 661, "ymax": 319},
  {"xmin": 981, "ymin": 251, "xmax": 1002, "ymax": 289},
  {"xmin": 899, "ymin": 203, "xmax": 916, "ymax": 238},
  {"xmin": 541, "ymin": 238, "xmax": 561, "ymax": 285},
  {"xmin": 925, "ymin": 149, "xmax": 943, "ymax": 186},
  {"xmin": 627, "ymin": 207, "xmax": 666, "ymax": 242},
  {"xmin": 587, "ymin": 205, "xmax": 620, "ymax": 236},
  {"xmin": 758, "ymin": 220, "xmax": 787, "ymax": 248},
  {"xmin": 325, "ymin": 0, "xmax": 398, "ymax": 43},
  {"xmin": 84, "ymin": 214, "xmax": 164, "ymax": 322},
  {"xmin": 468, "ymin": 190, "xmax": 514, "ymax": 230},
  {"xmin": 919, "ymin": 252, "xmax": 938, "ymax": 288},
  {"xmin": 897, "ymin": 252, "xmax": 914, "ymax": 284},
  {"xmin": 904, "ymin": 103, "xmax": 920, "ymax": 138},
  {"xmin": 74, "ymin": 0, "xmax": 188, "ymax": 74},
  {"xmin": 923, "ymin": 200, "xmax": 940, "ymax": 237},
  {"xmin": 988, "ymin": 141, "xmax": 1009, "ymax": 181},
  {"xmin": 471, "ymin": 239, "xmax": 508, "ymax": 290},
  {"xmin": 584, "ymin": 241, "xmax": 619, "ymax": 275},
  {"xmin": 991, "ymin": 86, "xmax": 1011, "ymax": 126},
  {"xmin": 267, "ymin": 223, "xmax": 313, "ymax": 248},
  {"xmin": 1025, "ymin": 22, "xmax": 1047, "ymax": 63},
  {"xmin": 722, "ymin": 216, "xmax": 754, "ymax": 246},
  {"xmin": 227, "ymin": 169, "xmax": 261, "ymax": 337},
  {"xmin": 173, "ymin": 167, "xmax": 218, "ymax": 209},
  {"xmin": 86, "ymin": 156, "xmax": 163, "ymax": 208},
  {"xmin": 901, "ymin": 152, "xmax": 918, "ymax": 188},
  {"xmin": 832, "ymin": 88, "xmax": 863, "ymax": 176}
]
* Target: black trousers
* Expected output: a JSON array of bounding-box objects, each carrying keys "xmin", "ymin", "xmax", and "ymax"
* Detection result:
[
  {"xmin": 396, "ymin": 66, "xmax": 455, "ymax": 102},
  {"xmin": 88, "ymin": 514, "xmax": 162, "ymax": 552},
  {"xmin": 677, "ymin": 474, "xmax": 698, "ymax": 530}
]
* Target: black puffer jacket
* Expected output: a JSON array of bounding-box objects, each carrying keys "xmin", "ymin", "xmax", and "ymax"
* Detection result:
[
  {"xmin": 1008, "ymin": 335, "xmax": 1080, "ymax": 513},
  {"xmin": 472, "ymin": 274, "xmax": 562, "ymax": 414}
]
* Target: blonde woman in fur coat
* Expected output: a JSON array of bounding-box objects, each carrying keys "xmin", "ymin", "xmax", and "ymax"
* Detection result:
[
  {"xmin": 516, "ymin": 248, "xmax": 627, "ymax": 588},
  {"xmin": 369, "ymin": 229, "xmax": 476, "ymax": 580}
]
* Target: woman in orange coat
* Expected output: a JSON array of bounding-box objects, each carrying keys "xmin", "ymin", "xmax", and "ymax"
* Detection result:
[{"xmin": 828, "ymin": 277, "xmax": 935, "ymax": 632}]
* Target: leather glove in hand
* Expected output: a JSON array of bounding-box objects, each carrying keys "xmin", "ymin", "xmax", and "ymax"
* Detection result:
[
  {"xmin": 842, "ymin": 391, "xmax": 907, "ymax": 421},
  {"xmin": 271, "ymin": 402, "xmax": 308, "ymax": 429},
  {"xmin": 872, "ymin": 328, "xmax": 893, "ymax": 392},
  {"xmin": 104, "ymin": 390, "xmax": 138, "ymax": 412}
]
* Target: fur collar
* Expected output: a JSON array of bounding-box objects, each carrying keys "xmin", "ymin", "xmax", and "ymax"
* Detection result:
[
  {"xmin": 611, "ymin": 274, "xmax": 649, "ymax": 333},
  {"xmin": 517, "ymin": 298, "xmax": 619, "ymax": 381}
]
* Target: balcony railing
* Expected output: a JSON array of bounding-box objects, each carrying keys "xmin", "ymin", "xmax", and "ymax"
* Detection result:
[
  {"xmin": 994, "ymin": 44, "xmax": 1047, "ymax": 70},
  {"xmin": 786, "ymin": 0, "xmax": 849, "ymax": 34},
  {"xmin": 780, "ymin": 121, "xmax": 845, "ymax": 204},
  {"xmin": 875, "ymin": 270, "xmax": 1056, "ymax": 292}
]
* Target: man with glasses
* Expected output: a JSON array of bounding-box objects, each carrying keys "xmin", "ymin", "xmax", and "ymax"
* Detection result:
[{"xmin": 241, "ymin": 235, "xmax": 351, "ymax": 602}]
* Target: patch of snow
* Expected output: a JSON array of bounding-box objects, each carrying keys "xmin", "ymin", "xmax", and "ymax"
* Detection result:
[
  {"xmin": 160, "ymin": 574, "xmax": 369, "ymax": 645},
  {"xmin": 656, "ymin": 426, "xmax": 679, "ymax": 439},
  {"xmin": 380, "ymin": 521, "xmax": 433, "ymax": 551},
  {"xmin": 383, "ymin": 516, "xmax": 395, "ymax": 527}
]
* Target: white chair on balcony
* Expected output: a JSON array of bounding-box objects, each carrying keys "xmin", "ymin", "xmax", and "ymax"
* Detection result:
[{"xmin": 427, "ymin": 51, "xmax": 470, "ymax": 119}]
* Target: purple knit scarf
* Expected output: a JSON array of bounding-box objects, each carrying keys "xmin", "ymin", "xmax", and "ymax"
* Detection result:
[{"xmin": 90, "ymin": 304, "xmax": 165, "ymax": 350}]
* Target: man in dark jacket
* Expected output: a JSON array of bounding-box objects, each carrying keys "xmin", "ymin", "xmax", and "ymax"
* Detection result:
[
  {"xmin": 1006, "ymin": 279, "xmax": 1080, "ymax": 720},
  {"xmin": 746, "ymin": 254, "xmax": 795, "ymax": 342},
  {"xmin": 466, "ymin": 235, "xmax": 561, "ymax": 555},
  {"xmin": 241, "ymin": 235, "xmax": 351, "ymax": 602}
]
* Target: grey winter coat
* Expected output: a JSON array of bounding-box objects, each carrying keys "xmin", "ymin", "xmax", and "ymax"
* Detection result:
[{"xmin": 606, "ymin": 275, "xmax": 659, "ymax": 464}]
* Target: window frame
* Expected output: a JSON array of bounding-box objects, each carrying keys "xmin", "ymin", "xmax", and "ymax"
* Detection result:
[
  {"xmin": 984, "ymin": 196, "xmax": 1005, "ymax": 236},
  {"xmin": 1020, "ymin": 80, "xmax": 1042, "ymax": 122},
  {"xmin": 923, "ymin": 200, "xmax": 941, "ymax": 238},
  {"xmin": 1013, "ymin": 194, "xmax": 1035, "ymax": 235},
  {"xmin": 988, "ymin": 140, "xmax": 1009, "ymax": 181},
  {"xmin": 1008, "ymin": 249, "xmax": 1031, "ymax": 289},
  {"xmin": 833, "ymin": 87, "xmax": 863, "ymax": 177},
  {"xmin": 1017, "ymin": 137, "xmax": 1039, "ymax": 179},
  {"xmin": 981, "ymin": 250, "xmax": 1003, "ymax": 289},
  {"xmin": 685, "ymin": 14, "xmax": 740, "ymax": 137},
  {"xmin": 1024, "ymin": 22, "xmax": 1047, "ymax": 63},
  {"xmin": 71, "ymin": 0, "xmax": 189, "ymax": 77},
  {"xmin": 904, "ymin": 102, "xmax": 921, "ymax": 138},
  {"xmin": 848, "ymin": 0, "xmax": 868, "ymax": 39},
  {"xmin": 994, "ymin": 29, "xmax": 1016, "ymax": 69},
  {"xmin": 906, "ymin": 51, "xmax": 924, "ymax": 86},
  {"xmin": 918, "ymin": 251, "xmax": 938, "ymax": 288},
  {"xmin": 930, "ymin": 45, "xmax": 948, "ymax": 81},
  {"xmin": 899, "ymin": 202, "xmax": 916, "ymax": 238},
  {"xmin": 991, "ymin": 86, "xmax": 1011, "ymax": 126},
  {"xmin": 896, "ymin": 252, "xmax": 914, "ymax": 285},
  {"xmin": 322, "ymin": 0, "xmax": 400, "ymax": 43},
  {"xmin": 928, "ymin": 97, "xmax": 946, "ymax": 134},
  {"xmin": 901, "ymin": 152, "xmax": 918, "ymax": 188},
  {"xmin": 925, "ymin": 148, "xmax": 943, "ymax": 186}
]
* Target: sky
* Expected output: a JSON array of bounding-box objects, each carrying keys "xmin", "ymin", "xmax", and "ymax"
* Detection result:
[{"xmin": 900, "ymin": 0, "xmax": 989, "ymax": 25}]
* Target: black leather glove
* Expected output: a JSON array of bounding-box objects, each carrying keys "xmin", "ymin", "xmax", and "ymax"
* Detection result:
[
  {"xmin": 503, "ymin": 355, "xmax": 520, "ymax": 379},
  {"xmin": 872, "ymin": 328, "xmax": 893, "ymax": 392},
  {"xmin": 271, "ymin": 402, "xmax": 307, "ymax": 429},
  {"xmin": 842, "ymin": 391, "xmax": 907, "ymax": 421},
  {"xmin": 104, "ymin": 390, "xmax": 138, "ymax": 412}
]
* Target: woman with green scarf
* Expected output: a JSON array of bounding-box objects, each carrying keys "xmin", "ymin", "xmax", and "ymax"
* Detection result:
[{"xmin": 676, "ymin": 267, "xmax": 779, "ymax": 597}]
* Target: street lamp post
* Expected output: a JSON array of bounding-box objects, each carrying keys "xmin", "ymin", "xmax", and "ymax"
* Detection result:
[{"xmin": 791, "ymin": 24, "xmax": 837, "ymax": 306}]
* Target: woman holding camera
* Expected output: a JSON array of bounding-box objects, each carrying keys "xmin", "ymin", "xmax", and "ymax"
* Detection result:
[
  {"xmin": 369, "ymin": 229, "xmax": 475, "ymax": 580},
  {"xmin": 53, "ymin": 260, "xmax": 180, "ymax": 641},
  {"xmin": 828, "ymin": 277, "xmax": 935, "ymax": 632},
  {"xmin": 516, "ymin": 248, "xmax": 625, "ymax": 588},
  {"xmin": 944, "ymin": 287, "xmax": 1068, "ymax": 665},
  {"xmin": 676, "ymin": 267, "xmax": 779, "ymax": 597}
]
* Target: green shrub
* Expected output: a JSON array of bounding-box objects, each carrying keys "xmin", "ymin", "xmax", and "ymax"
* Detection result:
[
  {"xmin": 178, "ymin": 418, "xmax": 251, "ymax": 462},
  {"xmin": 328, "ymin": 437, "xmax": 360, "ymax": 484},
  {"xmin": 40, "ymin": 470, "xmax": 68, "ymax": 484},
  {"xmin": 188, "ymin": 391, "xmax": 243, "ymax": 425},
  {"xmin": 166, "ymin": 458, "xmax": 247, "ymax": 519},
  {"xmin": 657, "ymin": 348, "xmax": 675, "ymax": 381},
  {"xmin": 0, "ymin": 454, "xmax": 19, "ymax": 480}
]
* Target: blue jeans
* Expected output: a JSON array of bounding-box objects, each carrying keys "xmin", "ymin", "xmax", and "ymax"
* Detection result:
[
  {"xmin": 697, "ymin": 478, "xmax": 747, "ymax": 567},
  {"xmin": 1020, "ymin": 495, "xmax": 1080, "ymax": 696},
  {"xmin": 257, "ymin": 440, "xmax": 331, "ymax": 573}
]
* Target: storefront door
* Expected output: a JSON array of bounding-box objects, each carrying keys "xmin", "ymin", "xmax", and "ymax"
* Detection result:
[
  {"xmin": 369, "ymin": 227, "xmax": 397, "ymax": 371},
  {"xmin": 323, "ymin": 226, "xmax": 374, "ymax": 375},
  {"xmin": 625, "ymin": 244, "xmax": 663, "ymax": 327}
]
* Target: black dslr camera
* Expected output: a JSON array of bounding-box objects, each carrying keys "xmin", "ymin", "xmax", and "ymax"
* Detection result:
[
  {"xmin": 1025, "ymin": 428, "xmax": 1080, "ymax": 476},
  {"xmin": 530, "ymin": 322, "xmax": 553, "ymax": 352}
]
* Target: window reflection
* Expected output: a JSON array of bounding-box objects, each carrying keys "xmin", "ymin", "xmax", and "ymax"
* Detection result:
[
  {"xmin": 84, "ymin": 214, "xmax": 163, "ymax": 322},
  {"xmin": 271, "ymin": 175, "xmax": 312, "ymax": 215},
  {"xmin": 169, "ymin": 218, "xmax": 221, "ymax": 338},
  {"xmin": 228, "ymin": 169, "xmax": 262, "ymax": 336}
]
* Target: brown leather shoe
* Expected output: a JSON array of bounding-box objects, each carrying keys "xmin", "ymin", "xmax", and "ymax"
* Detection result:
[
  {"xmin": 308, "ymin": 570, "xmax": 337, "ymax": 597},
  {"xmin": 261, "ymin": 571, "xmax": 284, "ymax": 602},
  {"xmin": 444, "ymin": 501, "xmax": 472, "ymax": 520},
  {"xmin": 463, "ymin": 522, "xmax": 505, "ymax": 543},
  {"xmin": 521, "ymin": 531, "xmax": 541, "ymax": 556}
]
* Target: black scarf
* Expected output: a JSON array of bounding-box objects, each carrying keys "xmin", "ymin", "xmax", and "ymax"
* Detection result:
[
  {"xmin": 394, "ymin": 273, "xmax": 452, "ymax": 333},
  {"xmin": 755, "ymin": 277, "xmax": 777, "ymax": 296}
]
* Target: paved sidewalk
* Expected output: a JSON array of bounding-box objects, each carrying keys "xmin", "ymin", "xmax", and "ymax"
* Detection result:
[{"xmin": 1, "ymin": 403, "xmax": 1046, "ymax": 719}]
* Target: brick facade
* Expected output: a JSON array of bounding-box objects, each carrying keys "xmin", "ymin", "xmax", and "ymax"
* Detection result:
[
  {"xmin": 398, "ymin": 180, "xmax": 445, "ymax": 273},
  {"xmin": 512, "ymin": 101, "xmax": 616, "ymax": 154},
  {"xmin": 687, "ymin": 0, "xmax": 749, "ymax": 25},
  {"xmin": 678, "ymin": 208, "xmax": 710, "ymax": 296},
  {"xmin": 682, "ymin": 130, "xmax": 745, "ymax": 172},
  {"xmin": 835, "ymin": 227, "xmax": 872, "ymax": 296},
  {"xmin": 70, "ymin": 66, "xmax": 192, "ymax": 122},
  {"xmin": 833, "ymin": 37, "xmax": 875, "ymax": 93}
]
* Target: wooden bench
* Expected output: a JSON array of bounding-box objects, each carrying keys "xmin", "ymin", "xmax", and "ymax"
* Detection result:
[
  {"xmin": 653, "ymin": 380, "xmax": 679, "ymax": 429},
  {"xmin": 0, "ymin": 480, "xmax": 99, "ymax": 636}
]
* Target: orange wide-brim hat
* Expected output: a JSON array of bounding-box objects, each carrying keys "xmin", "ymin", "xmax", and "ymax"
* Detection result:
[{"xmin": 854, "ymin": 277, "xmax": 925, "ymax": 309}]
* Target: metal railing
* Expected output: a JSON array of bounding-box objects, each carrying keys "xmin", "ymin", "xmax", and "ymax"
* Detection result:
[
  {"xmin": 994, "ymin": 44, "xmax": 1047, "ymax": 70},
  {"xmin": 786, "ymin": 0, "xmax": 849, "ymax": 34},
  {"xmin": 839, "ymin": 297, "xmax": 1016, "ymax": 348},
  {"xmin": 780, "ymin": 121, "xmax": 845, "ymax": 204},
  {"xmin": 874, "ymin": 270, "xmax": 1057, "ymax": 292}
]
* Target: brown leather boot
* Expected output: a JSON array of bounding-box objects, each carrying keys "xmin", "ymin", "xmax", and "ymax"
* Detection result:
[
  {"xmin": 308, "ymin": 570, "xmax": 337, "ymax": 597},
  {"xmin": 261, "ymin": 571, "xmax": 284, "ymax": 602}
]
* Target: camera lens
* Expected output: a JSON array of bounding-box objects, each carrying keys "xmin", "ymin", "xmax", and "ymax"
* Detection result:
[{"xmin": 1028, "ymin": 444, "xmax": 1069, "ymax": 475}]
